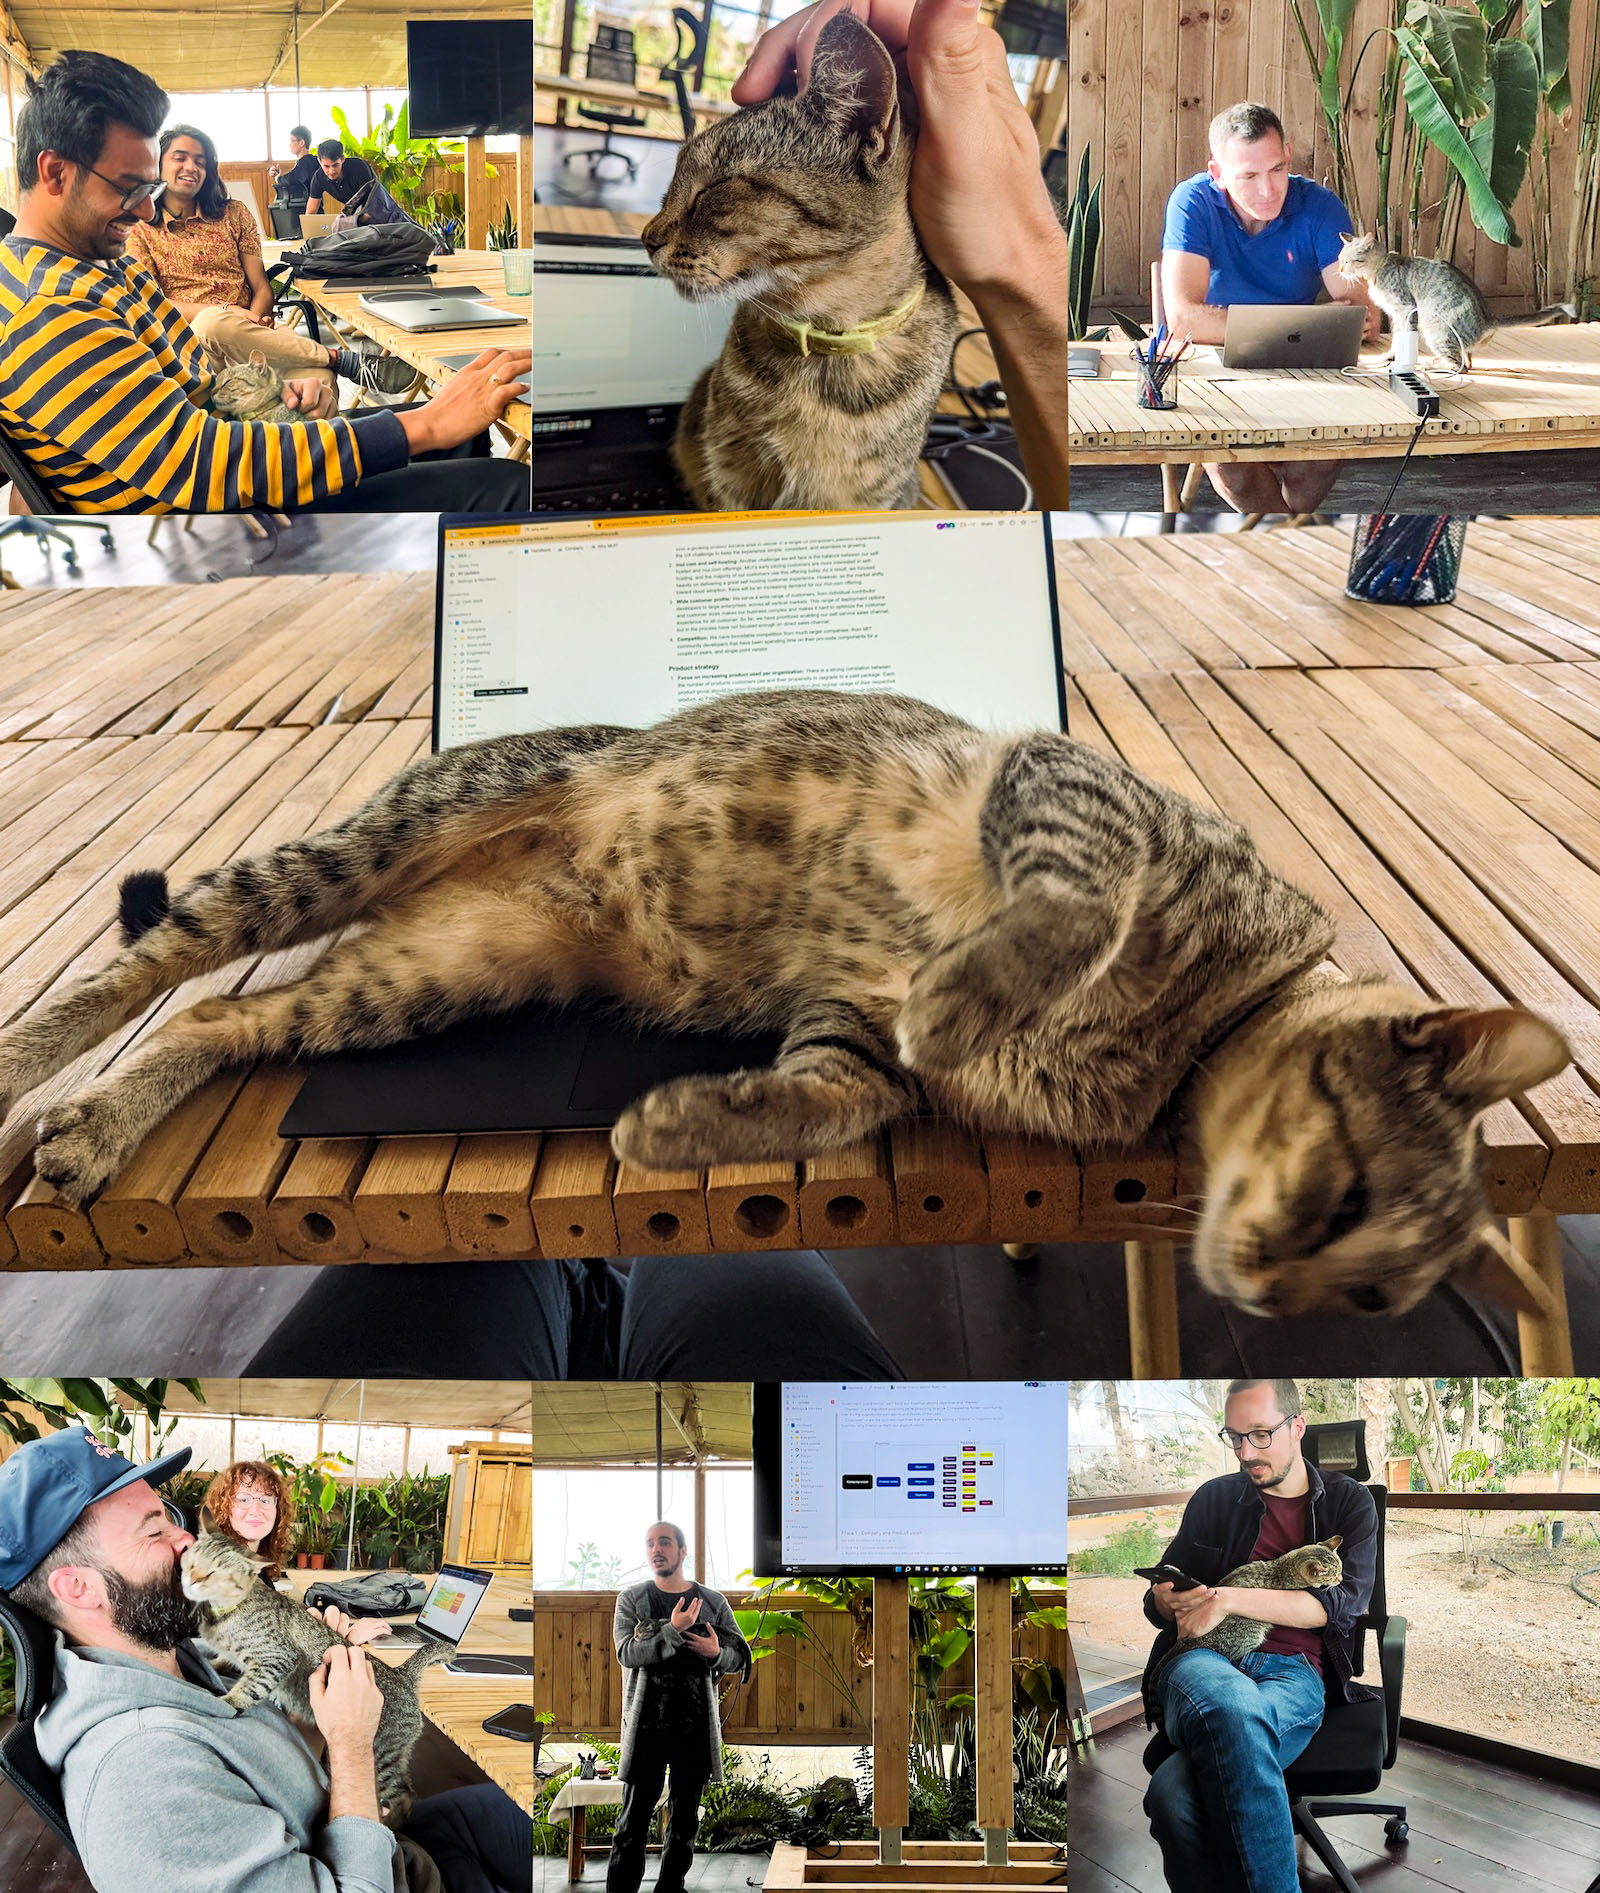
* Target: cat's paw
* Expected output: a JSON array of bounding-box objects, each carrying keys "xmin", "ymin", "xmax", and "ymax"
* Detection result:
[
  {"xmin": 613, "ymin": 1071, "xmax": 791, "ymax": 1170},
  {"xmin": 221, "ymin": 1683, "xmax": 255, "ymax": 1713},
  {"xmin": 895, "ymin": 948, "xmax": 1020, "ymax": 1073},
  {"xmin": 33, "ymin": 1091, "xmax": 140, "ymax": 1205}
]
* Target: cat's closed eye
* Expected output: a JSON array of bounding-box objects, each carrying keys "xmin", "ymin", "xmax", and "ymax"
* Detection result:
[{"xmin": 1324, "ymin": 1181, "xmax": 1369, "ymax": 1244}]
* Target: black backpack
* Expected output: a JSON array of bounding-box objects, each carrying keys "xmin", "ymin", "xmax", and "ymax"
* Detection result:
[
  {"xmin": 287, "ymin": 221, "xmax": 438, "ymax": 283},
  {"xmin": 303, "ymin": 1572, "xmax": 429, "ymax": 1617}
]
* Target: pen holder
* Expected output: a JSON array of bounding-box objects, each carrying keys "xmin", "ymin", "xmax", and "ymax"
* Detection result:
[
  {"xmin": 1136, "ymin": 360, "xmax": 1178, "ymax": 411},
  {"xmin": 1345, "ymin": 515, "xmax": 1468, "ymax": 605}
]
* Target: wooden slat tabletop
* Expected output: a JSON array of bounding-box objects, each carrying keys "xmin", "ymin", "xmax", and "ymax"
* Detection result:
[
  {"xmin": 1069, "ymin": 325, "xmax": 1600, "ymax": 463},
  {"xmin": 1, "ymin": 555, "xmax": 1596, "ymax": 1282}
]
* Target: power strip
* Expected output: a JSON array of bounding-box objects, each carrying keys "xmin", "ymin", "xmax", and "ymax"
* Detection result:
[{"xmin": 1388, "ymin": 368, "xmax": 1441, "ymax": 417}]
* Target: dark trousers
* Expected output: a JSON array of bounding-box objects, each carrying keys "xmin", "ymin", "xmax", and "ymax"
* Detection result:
[
  {"xmin": 243, "ymin": 1250, "xmax": 902, "ymax": 1379},
  {"xmin": 285, "ymin": 404, "xmax": 530, "ymax": 513},
  {"xmin": 605, "ymin": 1730, "xmax": 713, "ymax": 1893},
  {"xmin": 404, "ymin": 1784, "xmax": 533, "ymax": 1893}
]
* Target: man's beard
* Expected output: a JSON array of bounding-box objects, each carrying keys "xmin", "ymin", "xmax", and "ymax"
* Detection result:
[{"xmin": 101, "ymin": 1561, "xmax": 202, "ymax": 1651}]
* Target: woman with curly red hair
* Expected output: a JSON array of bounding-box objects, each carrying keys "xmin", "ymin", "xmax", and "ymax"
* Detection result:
[{"xmin": 202, "ymin": 1459, "xmax": 296, "ymax": 1585}]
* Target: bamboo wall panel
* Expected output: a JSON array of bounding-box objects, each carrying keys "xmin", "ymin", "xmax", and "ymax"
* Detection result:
[
  {"xmin": 1071, "ymin": 0, "xmax": 1584, "ymax": 307},
  {"xmin": 532, "ymin": 1590, "xmax": 1070, "ymax": 1743}
]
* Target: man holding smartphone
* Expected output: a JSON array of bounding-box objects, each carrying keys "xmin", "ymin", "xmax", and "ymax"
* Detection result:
[{"xmin": 607, "ymin": 1522, "xmax": 750, "ymax": 1893}]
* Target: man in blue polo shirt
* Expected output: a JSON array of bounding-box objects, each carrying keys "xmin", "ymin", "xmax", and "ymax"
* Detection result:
[
  {"xmin": 1140, "ymin": 1378, "xmax": 1378, "ymax": 1893},
  {"xmin": 1161, "ymin": 102, "xmax": 1377, "ymax": 516}
]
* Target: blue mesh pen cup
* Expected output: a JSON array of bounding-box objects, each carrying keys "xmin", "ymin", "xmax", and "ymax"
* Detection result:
[{"xmin": 1346, "ymin": 516, "xmax": 1467, "ymax": 605}]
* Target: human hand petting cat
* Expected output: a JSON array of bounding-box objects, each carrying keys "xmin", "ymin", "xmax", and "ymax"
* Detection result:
[
  {"xmin": 278, "ymin": 376, "xmax": 339, "ymax": 421},
  {"xmin": 734, "ymin": 0, "xmax": 1063, "ymax": 306}
]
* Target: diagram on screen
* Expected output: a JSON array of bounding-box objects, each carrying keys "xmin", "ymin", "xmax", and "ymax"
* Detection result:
[
  {"xmin": 840, "ymin": 1442, "xmax": 1003, "ymax": 1517},
  {"xmin": 430, "ymin": 1581, "xmax": 470, "ymax": 1617}
]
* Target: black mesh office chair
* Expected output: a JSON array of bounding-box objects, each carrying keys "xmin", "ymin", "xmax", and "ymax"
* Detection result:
[
  {"xmin": 0, "ymin": 1593, "xmax": 77, "ymax": 1850},
  {"xmin": 660, "ymin": 7, "xmax": 709, "ymax": 141},
  {"xmin": 566, "ymin": 26, "xmax": 649, "ymax": 181},
  {"xmin": 1143, "ymin": 1421, "xmax": 1409, "ymax": 1893}
]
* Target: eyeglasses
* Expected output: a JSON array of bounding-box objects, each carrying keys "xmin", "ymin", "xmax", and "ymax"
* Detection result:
[
  {"xmin": 233, "ymin": 1493, "xmax": 278, "ymax": 1511},
  {"xmin": 81, "ymin": 164, "xmax": 168, "ymax": 213},
  {"xmin": 1218, "ymin": 1417, "xmax": 1296, "ymax": 1452}
]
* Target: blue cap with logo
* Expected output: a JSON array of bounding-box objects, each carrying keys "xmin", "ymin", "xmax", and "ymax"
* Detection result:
[{"xmin": 0, "ymin": 1425, "xmax": 191, "ymax": 1592}]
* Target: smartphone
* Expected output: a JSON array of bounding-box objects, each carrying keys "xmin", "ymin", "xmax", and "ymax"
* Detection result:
[{"xmin": 481, "ymin": 1703, "xmax": 541, "ymax": 1742}]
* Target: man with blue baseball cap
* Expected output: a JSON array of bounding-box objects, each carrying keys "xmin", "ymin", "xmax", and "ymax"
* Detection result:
[{"xmin": 0, "ymin": 1425, "xmax": 526, "ymax": 1892}]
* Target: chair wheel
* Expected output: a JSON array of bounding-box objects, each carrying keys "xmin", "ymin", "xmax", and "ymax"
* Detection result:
[{"xmin": 1384, "ymin": 1818, "xmax": 1409, "ymax": 1845}]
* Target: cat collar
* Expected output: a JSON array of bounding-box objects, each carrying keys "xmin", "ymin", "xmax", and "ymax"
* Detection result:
[{"xmin": 770, "ymin": 281, "xmax": 926, "ymax": 357}]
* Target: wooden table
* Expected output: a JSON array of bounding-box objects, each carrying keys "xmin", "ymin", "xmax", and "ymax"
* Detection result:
[
  {"xmin": 546, "ymin": 1778, "xmax": 626, "ymax": 1881},
  {"xmin": 288, "ymin": 1568, "xmax": 537, "ymax": 1811},
  {"xmin": 532, "ymin": 207, "xmax": 1000, "ymax": 510},
  {"xmin": 1069, "ymin": 326, "xmax": 1600, "ymax": 510},
  {"xmin": 268, "ymin": 247, "xmax": 532, "ymax": 444},
  {"xmin": 1, "ymin": 531, "xmax": 1596, "ymax": 1373},
  {"xmin": 536, "ymin": 72, "xmax": 734, "ymax": 121}
]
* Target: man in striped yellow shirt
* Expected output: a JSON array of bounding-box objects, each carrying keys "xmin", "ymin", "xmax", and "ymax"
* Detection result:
[{"xmin": 0, "ymin": 51, "xmax": 530, "ymax": 514}]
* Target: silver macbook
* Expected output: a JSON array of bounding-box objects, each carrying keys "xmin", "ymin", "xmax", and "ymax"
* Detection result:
[
  {"xmin": 1222, "ymin": 302, "xmax": 1364, "ymax": 370},
  {"xmin": 360, "ymin": 293, "xmax": 524, "ymax": 332}
]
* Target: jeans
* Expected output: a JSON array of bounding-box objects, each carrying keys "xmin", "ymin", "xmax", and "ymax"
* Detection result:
[
  {"xmin": 243, "ymin": 1250, "xmax": 902, "ymax": 1379},
  {"xmin": 1144, "ymin": 1649, "xmax": 1326, "ymax": 1893},
  {"xmin": 403, "ymin": 1784, "xmax": 533, "ymax": 1893},
  {"xmin": 605, "ymin": 1729, "xmax": 712, "ymax": 1893}
]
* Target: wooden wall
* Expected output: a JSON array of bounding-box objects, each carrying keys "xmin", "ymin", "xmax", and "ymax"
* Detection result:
[
  {"xmin": 535, "ymin": 1589, "xmax": 1071, "ymax": 1744},
  {"xmin": 1069, "ymin": 0, "xmax": 1594, "ymax": 310}
]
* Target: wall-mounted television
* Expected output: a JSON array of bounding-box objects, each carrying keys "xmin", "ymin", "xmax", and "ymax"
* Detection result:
[
  {"xmin": 406, "ymin": 19, "xmax": 535, "ymax": 138},
  {"xmin": 753, "ymin": 1383, "xmax": 1068, "ymax": 1577}
]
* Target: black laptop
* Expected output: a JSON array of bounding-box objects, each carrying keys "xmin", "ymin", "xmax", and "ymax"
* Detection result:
[{"xmin": 279, "ymin": 512, "xmax": 1068, "ymax": 1141}]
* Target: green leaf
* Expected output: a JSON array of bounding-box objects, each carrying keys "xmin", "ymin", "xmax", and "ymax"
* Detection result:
[
  {"xmin": 1470, "ymin": 37, "xmax": 1539, "ymax": 213},
  {"xmin": 1395, "ymin": 25, "xmax": 1518, "ymax": 245},
  {"xmin": 1405, "ymin": 2, "xmax": 1489, "ymax": 117},
  {"xmin": 1522, "ymin": 0, "xmax": 1571, "ymax": 100},
  {"xmin": 58, "ymin": 1380, "xmax": 113, "ymax": 1419},
  {"xmin": 924, "ymin": 1627, "xmax": 972, "ymax": 1672}
]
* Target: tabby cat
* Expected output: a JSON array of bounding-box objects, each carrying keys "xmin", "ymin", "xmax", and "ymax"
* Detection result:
[
  {"xmin": 208, "ymin": 352, "xmax": 297, "ymax": 422},
  {"xmin": 1334, "ymin": 233, "xmax": 1564, "ymax": 372},
  {"xmin": 0, "ymin": 691, "xmax": 1569, "ymax": 1318},
  {"xmin": 641, "ymin": 13, "xmax": 957, "ymax": 510},
  {"xmin": 1140, "ymin": 1538, "xmax": 1344, "ymax": 1695},
  {"xmin": 179, "ymin": 1529, "xmax": 448, "ymax": 1825}
]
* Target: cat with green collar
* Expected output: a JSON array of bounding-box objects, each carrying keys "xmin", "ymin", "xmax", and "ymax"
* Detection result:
[{"xmin": 640, "ymin": 12, "xmax": 957, "ymax": 511}]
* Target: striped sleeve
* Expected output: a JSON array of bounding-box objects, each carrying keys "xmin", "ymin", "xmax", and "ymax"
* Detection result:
[{"xmin": 0, "ymin": 287, "xmax": 407, "ymax": 512}]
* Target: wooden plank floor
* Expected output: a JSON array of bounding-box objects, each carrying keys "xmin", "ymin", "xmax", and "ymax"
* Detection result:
[
  {"xmin": 0, "ymin": 1758, "xmax": 91, "ymax": 1893},
  {"xmin": 1069, "ymin": 1719, "xmax": 1600, "ymax": 1892}
]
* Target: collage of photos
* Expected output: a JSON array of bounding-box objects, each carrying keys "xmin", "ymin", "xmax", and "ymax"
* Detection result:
[{"xmin": 0, "ymin": 0, "xmax": 1599, "ymax": 1890}]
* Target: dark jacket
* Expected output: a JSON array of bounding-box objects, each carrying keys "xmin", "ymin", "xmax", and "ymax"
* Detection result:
[{"xmin": 1140, "ymin": 1465, "xmax": 1378, "ymax": 1724}]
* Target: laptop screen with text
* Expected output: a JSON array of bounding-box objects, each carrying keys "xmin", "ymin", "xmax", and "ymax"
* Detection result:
[
  {"xmin": 416, "ymin": 1563, "xmax": 493, "ymax": 1646},
  {"xmin": 434, "ymin": 512, "xmax": 1064, "ymax": 753}
]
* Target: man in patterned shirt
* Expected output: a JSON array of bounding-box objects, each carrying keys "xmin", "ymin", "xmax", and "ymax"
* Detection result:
[{"xmin": 1, "ymin": 52, "xmax": 529, "ymax": 513}]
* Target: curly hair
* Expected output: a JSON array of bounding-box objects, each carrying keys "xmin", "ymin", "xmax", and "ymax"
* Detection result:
[{"xmin": 202, "ymin": 1461, "xmax": 295, "ymax": 1580}]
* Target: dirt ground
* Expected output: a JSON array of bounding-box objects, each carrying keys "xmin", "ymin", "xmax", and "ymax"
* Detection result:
[{"xmin": 1070, "ymin": 1517, "xmax": 1600, "ymax": 1762}]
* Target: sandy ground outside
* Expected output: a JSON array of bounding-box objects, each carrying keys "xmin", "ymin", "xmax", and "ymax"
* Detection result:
[{"xmin": 1070, "ymin": 1517, "xmax": 1600, "ymax": 1764}]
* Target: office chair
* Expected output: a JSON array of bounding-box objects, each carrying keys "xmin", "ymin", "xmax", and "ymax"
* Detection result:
[
  {"xmin": 1143, "ymin": 1421, "xmax": 1409, "ymax": 1893},
  {"xmin": 660, "ymin": 7, "xmax": 709, "ymax": 142},
  {"xmin": 566, "ymin": 26, "xmax": 648, "ymax": 182},
  {"xmin": 0, "ymin": 1593, "xmax": 78, "ymax": 1851},
  {"xmin": 0, "ymin": 427, "xmax": 116, "ymax": 572}
]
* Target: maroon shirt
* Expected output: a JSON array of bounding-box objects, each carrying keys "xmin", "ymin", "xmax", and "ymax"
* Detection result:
[{"xmin": 1247, "ymin": 1487, "xmax": 1324, "ymax": 1673}]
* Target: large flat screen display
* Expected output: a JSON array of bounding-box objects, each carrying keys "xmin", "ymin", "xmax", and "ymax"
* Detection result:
[
  {"xmin": 406, "ymin": 20, "xmax": 535, "ymax": 137},
  {"xmin": 753, "ymin": 1383, "xmax": 1068, "ymax": 1576}
]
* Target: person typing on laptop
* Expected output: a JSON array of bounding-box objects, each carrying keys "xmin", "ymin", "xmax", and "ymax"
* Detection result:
[
  {"xmin": 1161, "ymin": 102, "xmax": 1376, "ymax": 516},
  {"xmin": 1, "ymin": 52, "xmax": 529, "ymax": 514}
]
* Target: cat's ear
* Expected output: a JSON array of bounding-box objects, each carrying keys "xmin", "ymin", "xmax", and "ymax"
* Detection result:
[
  {"xmin": 248, "ymin": 348, "xmax": 269, "ymax": 370},
  {"xmin": 1395, "ymin": 1007, "xmax": 1569, "ymax": 1109},
  {"xmin": 804, "ymin": 11, "xmax": 899, "ymax": 164},
  {"xmin": 1321, "ymin": 1535, "xmax": 1342, "ymax": 1551}
]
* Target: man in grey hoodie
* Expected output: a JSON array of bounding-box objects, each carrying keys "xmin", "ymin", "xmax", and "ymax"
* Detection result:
[
  {"xmin": 0, "ymin": 1426, "xmax": 528, "ymax": 1893},
  {"xmin": 606, "ymin": 1521, "xmax": 750, "ymax": 1893}
]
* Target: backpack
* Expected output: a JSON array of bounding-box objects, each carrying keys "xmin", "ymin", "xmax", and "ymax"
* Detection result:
[
  {"xmin": 286, "ymin": 221, "xmax": 438, "ymax": 283},
  {"xmin": 303, "ymin": 1571, "xmax": 429, "ymax": 1617}
]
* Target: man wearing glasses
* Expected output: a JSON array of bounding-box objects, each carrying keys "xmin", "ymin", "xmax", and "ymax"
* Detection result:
[
  {"xmin": 0, "ymin": 51, "xmax": 529, "ymax": 513},
  {"xmin": 1140, "ymin": 1378, "xmax": 1377, "ymax": 1893}
]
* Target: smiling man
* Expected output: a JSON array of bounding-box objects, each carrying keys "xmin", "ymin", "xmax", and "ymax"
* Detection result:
[
  {"xmin": 0, "ymin": 51, "xmax": 529, "ymax": 513},
  {"xmin": 1139, "ymin": 1379, "xmax": 1378, "ymax": 1893},
  {"xmin": 1161, "ymin": 103, "xmax": 1375, "ymax": 516},
  {"xmin": 608, "ymin": 1521, "xmax": 750, "ymax": 1893}
]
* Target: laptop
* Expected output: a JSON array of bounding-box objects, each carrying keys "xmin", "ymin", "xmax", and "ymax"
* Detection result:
[
  {"xmin": 298, "ymin": 212, "xmax": 340, "ymax": 240},
  {"xmin": 532, "ymin": 234, "xmax": 732, "ymax": 512},
  {"xmin": 359, "ymin": 293, "xmax": 525, "ymax": 333},
  {"xmin": 279, "ymin": 512, "xmax": 1068, "ymax": 1141},
  {"xmin": 384, "ymin": 1563, "xmax": 494, "ymax": 1655},
  {"xmin": 1222, "ymin": 302, "xmax": 1365, "ymax": 370}
]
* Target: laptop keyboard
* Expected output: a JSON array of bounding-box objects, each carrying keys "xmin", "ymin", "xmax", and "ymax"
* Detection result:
[{"xmin": 535, "ymin": 477, "xmax": 692, "ymax": 514}]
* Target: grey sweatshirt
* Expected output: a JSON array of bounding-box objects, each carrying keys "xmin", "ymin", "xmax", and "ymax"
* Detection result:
[
  {"xmin": 32, "ymin": 1635, "xmax": 406, "ymax": 1893},
  {"xmin": 612, "ymin": 1580, "xmax": 750, "ymax": 1783}
]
